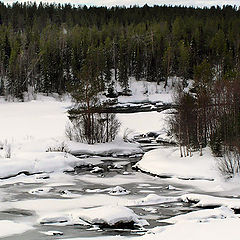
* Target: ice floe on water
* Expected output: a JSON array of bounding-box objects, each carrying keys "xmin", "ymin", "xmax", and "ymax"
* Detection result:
[
  {"xmin": 85, "ymin": 186, "xmax": 130, "ymax": 195},
  {"xmin": 133, "ymin": 194, "xmax": 178, "ymax": 206},
  {"xmin": 39, "ymin": 213, "xmax": 89, "ymax": 226},
  {"xmin": 142, "ymin": 207, "xmax": 158, "ymax": 214},
  {"xmin": 109, "ymin": 186, "xmax": 130, "ymax": 196},
  {"xmin": 28, "ymin": 187, "xmax": 53, "ymax": 195},
  {"xmin": 41, "ymin": 230, "xmax": 63, "ymax": 236}
]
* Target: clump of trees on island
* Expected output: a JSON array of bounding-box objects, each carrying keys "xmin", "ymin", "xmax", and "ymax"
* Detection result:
[
  {"xmin": 170, "ymin": 60, "xmax": 240, "ymax": 176},
  {"xmin": 66, "ymin": 47, "xmax": 121, "ymax": 144},
  {"xmin": 0, "ymin": 3, "xmax": 240, "ymax": 165}
]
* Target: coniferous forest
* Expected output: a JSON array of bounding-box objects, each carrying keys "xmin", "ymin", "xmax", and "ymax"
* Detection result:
[
  {"xmin": 0, "ymin": 3, "xmax": 240, "ymax": 98},
  {"xmin": 0, "ymin": 3, "xmax": 240, "ymax": 166}
]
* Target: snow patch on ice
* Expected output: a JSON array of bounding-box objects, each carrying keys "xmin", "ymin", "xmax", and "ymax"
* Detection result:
[
  {"xmin": 29, "ymin": 187, "xmax": 53, "ymax": 195},
  {"xmin": 0, "ymin": 220, "xmax": 33, "ymax": 238},
  {"xmin": 85, "ymin": 186, "xmax": 130, "ymax": 196},
  {"xmin": 69, "ymin": 138, "xmax": 142, "ymax": 157},
  {"xmin": 133, "ymin": 194, "xmax": 178, "ymax": 206},
  {"xmin": 0, "ymin": 152, "xmax": 87, "ymax": 179},
  {"xmin": 41, "ymin": 230, "xmax": 63, "ymax": 236}
]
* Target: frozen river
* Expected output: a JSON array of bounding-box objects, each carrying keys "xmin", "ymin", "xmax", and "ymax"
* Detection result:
[{"xmin": 0, "ymin": 153, "xmax": 199, "ymax": 240}]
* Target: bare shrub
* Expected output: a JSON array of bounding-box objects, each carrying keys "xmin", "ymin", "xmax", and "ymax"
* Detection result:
[
  {"xmin": 46, "ymin": 141, "xmax": 69, "ymax": 153},
  {"xmin": 65, "ymin": 122, "xmax": 81, "ymax": 142},
  {"xmin": 66, "ymin": 113, "xmax": 120, "ymax": 144},
  {"xmin": 123, "ymin": 128, "xmax": 135, "ymax": 142},
  {"xmin": 217, "ymin": 146, "xmax": 240, "ymax": 177},
  {"xmin": 0, "ymin": 141, "xmax": 3, "ymax": 150},
  {"xmin": 4, "ymin": 143, "xmax": 11, "ymax": 158}
]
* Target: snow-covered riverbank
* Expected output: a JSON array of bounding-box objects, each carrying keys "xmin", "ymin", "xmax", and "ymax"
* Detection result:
[
  {"xmin": 0, "ymin": 93, "xmax": 169, "ymax": 179},
  {"xmin": 1, "ymin": 87, "xmax": 240, "ymax": 240}
]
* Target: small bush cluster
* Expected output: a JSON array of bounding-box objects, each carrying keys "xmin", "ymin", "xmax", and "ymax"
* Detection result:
[
  {"xmin": 66, "ymin": 113, "xmax": 120, "ymax": 144},
  {"xmin": 46, "ymin": 142, "xmax": 69, "ymax": 153}
]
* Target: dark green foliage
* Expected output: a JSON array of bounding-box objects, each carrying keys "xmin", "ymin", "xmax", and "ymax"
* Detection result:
[{"xmin": 0, "ymin": 4, "xmax": 240, "ymax": 98}]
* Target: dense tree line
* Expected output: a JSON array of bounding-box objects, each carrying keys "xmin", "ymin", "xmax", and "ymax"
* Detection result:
[{"xmin": 0, "ymin": 3, "xmax": 240, "ymax": 99}]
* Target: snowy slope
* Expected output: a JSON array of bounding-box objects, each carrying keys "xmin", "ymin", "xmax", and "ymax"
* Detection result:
[{"xmin": 136, "ymin": 147, "xmax": 218, "ymax": 180}]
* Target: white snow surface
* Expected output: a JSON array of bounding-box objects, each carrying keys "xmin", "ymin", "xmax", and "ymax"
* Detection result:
[
  {"xmin": 116, "ymin": 77, "xmax": 175, "ymax": 104},
  {"xmin": 135, "ymin": 145, "xmax": 240, "ymax": 194},
  {"xmin": 140, "ymin": 218, "xmax": 240, "ymax": 240},
  {"xmin": 117, "ymin": 111, "xmax": 167, "ymax": 138},
  {"xmin": 181, "ymin": 193, "xmax": 240, "ymax": 209},
  {"xmin": 136, "ymin": 147, "xmax": 218, "ymax": 180},
  {"xmin": 0, "ymin": 220, "xmax": 33, "ymax": 238},
  {"xmin": 0, "ymin": 95, "xmax": 143, "ymax": 178},
  {"xmin": 0, "ymin": 95, "xmax": 70, "ymax": 142},
  {"xmin": 134, "ymin": 145, "xmax": 240, "ymax": 194},
  {"xmin": 164, "ymin": 206, "xmax": 236, "ymax": 224}
]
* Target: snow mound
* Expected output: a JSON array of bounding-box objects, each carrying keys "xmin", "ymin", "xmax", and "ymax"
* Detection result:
[
  {"xmin": 133, "ymin": 194, "xmax": 178, "ymax": 206},
  {"xmin": 60, "ymin": 190, "xmax": 81, "ymax": 198},
  {"xmin": 39, "ymin": 214, "xmax": 89, "ymax": 226},
  {"xmin": 0, "ymin": 152, "xmax": 87, "ymax": 179},
  {"xmin": 76, "ymin": 206, "xmax": 148, "ymax": 227},
  {"xmin": 85, "ymin": 186, "xmax": 130, "ymax": 195},
  {"xmin": 181, "ymin": 193, "xmax": 240, "ymax": 210},
  {"xmin": 108, "ymin": 186, "xmax": 130, "ymax": 195},
  {"xmin": 40, "ymin": 206, "xmax": 148, "ymax": 228},
  {"xmin": 90, "ymin": 166, "xmax": 104, "ymax": 173},
  {"xmin": 165, "ymin": 206, "xmax": 236, "ymax": 224}
]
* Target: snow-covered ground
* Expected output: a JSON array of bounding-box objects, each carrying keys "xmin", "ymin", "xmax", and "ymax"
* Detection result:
[
  {"xmin": 61, "ymin": 206, "xmax": 240, "ymax": 240},
  {"xmin": 117, "ymin": 111, "xmax": 168, "ymax": 138},
  {"xmin": 136, "ymin": 147, "xmax": 217, "ymax": 180},
  {"xmin": 0, "ymin": 220, "xmax": 33, "ymax": 238},
  {"xmin": 115, "ymin": 77, "xmax": 175, "ymax": 105},
  {"xmin": 0, "ymin": 79, "xmax": 240, "ymax": 239},
  {"xmin": 135, "ymin": 144, "xmax": 240, "ymax": 195},
  {"xmin": 0, "ymin": 94, "xmax": 144, "ymax": 179},
  {"xmin": 0, "ymin": 87, "xmax": 171, "ymax": 179}
]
